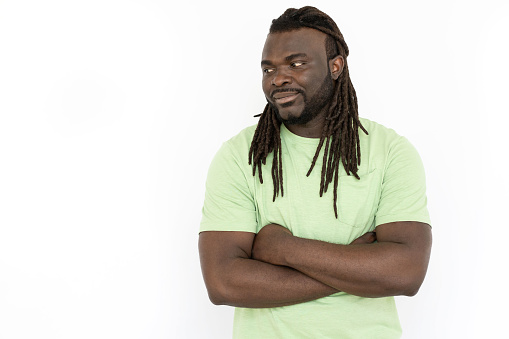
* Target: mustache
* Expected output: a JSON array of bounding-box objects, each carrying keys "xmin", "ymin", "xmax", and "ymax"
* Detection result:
[{"xmin": 270, "ymin": 88, "xmax": 304, "ymax": 99}]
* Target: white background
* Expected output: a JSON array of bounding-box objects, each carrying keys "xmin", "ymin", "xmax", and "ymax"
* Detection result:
[{"xmin": 1, "ymin": 0, "xmax": 508, "ymax": 338}]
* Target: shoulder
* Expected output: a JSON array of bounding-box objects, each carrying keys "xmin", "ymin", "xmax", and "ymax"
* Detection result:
[
  {"xmin": 209, "ymin": 124, "xmax": 257, "ymax": 171},
  {"xmin": 358, "ymin": 117, "xmax": 423, "ymax": 172},
  {"xmin": 359, "ymin": 117, "xmax": 418, "ymax": 152},
  {"xmin": 224, "ymin": 124, "xmax": 257, "ymax": 150},
  {"xmin": 359, "ymin": 118, "xmax": 402, "ymax": 145},
  {"xmin": 216, "ymin": 124, "xmax": 258, "ymax": 162}
]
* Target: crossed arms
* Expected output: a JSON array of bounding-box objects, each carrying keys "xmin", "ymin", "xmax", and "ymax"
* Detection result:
[{"xmin": 199, "ymin": 221, "xmax": 432, "ymax": 308}]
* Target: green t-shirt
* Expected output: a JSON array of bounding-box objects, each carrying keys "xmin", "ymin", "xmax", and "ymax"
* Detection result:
[{"xmin": 200, "ymin": 118, "xmax": 431, "ymax": 339}]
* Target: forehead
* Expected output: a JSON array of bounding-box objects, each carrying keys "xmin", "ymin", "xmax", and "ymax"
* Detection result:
[{"xmin": 262, "ymin": 28, "xmax": 328, "ymax": 61}]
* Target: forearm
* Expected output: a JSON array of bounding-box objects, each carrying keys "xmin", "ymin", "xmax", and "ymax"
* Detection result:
[
  {"xmin": 253, "ymin": 222, "xmax": 431, "ymax": 298},
  {"xmin": 282, "ymin": 238, "xmax": 423, "ymax": 297},
  {"xmin": 206, "ymin": 256, "xmax": 337, "ymax": 308},
  {"xmin": 199, "ymin": 231, "xmax": 337, "ymax": 308}
]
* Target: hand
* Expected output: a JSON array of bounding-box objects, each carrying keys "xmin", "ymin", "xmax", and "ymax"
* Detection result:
[
  {"xmin": 350, "ymin": 231, "xmax": 377, "ymax": 245},
  {"xmin": 251, "ymin": 224, "xmax": 293, "ymax": 266}
]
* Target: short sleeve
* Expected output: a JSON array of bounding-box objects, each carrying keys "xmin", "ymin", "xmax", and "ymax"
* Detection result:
[
  {"xmin": 200, "ymin": 142, "xmax": 258, "ymax": 233},
  {"xmin": 374, "ymin": 136, "xmax": 431, "ymax": 227}
]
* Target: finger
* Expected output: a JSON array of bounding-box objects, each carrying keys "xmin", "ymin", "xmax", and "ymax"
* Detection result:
[
  {"xmin": 368, "ymin": 232, "xmax": 376, "ymax": 243},
  {"xmin": 350, "ymin": 232, "xmax": 376, "ymax": 245}
]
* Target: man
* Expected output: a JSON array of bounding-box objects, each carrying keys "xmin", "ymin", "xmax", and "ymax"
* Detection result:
[{"xmin": 199, "ymin": 6, "xmax": 431, "ymax": 339}]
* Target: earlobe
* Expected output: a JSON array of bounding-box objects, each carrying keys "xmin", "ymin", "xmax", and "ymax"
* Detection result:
[{"xmin": 330, "ymin": 55, "xmax": 344, "ymax": 80}]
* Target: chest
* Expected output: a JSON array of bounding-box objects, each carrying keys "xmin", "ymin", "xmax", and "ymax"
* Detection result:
[{"xmin": 251, "ymin": 146, "xmax": 382, "ymax": 245}]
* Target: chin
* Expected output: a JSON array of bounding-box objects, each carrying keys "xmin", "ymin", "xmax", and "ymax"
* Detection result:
[
  {"xmin": 275, "ymin": 110, "xmax": 301, "ymax": 124},
  {"xmin": 272, "ymin": 103, "xmax": 305, "ymax": 124},
  {"xmin": 278, "ymin": 108, "xmax": 315, "ymax": 125},
  {"xmin": 283, "ymin": 114, "xmax": 304, "ymax": 125}
]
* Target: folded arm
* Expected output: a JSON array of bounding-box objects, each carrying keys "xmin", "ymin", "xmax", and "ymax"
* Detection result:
[
  {"xmin": 198, "ymin": 230, "xmax": 376, "ymax": 308},
  {"xmin": 252, "ymin": 221, "xmax": 432, "ymax": 298}
]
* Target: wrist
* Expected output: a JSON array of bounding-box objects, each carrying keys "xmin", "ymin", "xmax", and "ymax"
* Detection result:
[{"xmin": 278, "ymin": 232, "xmax": 297, "ymax": 266}]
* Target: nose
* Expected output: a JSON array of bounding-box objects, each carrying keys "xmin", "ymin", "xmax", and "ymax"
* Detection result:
[{"xmin": 271, "ymin": 69, "xmax": 292, "ymax": 87}]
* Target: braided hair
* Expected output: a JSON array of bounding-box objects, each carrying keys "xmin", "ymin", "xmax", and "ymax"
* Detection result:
[{"xmin": 248, "ymin": 6, "xmax": 368, "ymax": 219}]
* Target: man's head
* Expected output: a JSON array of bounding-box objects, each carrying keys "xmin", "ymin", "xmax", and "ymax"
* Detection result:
[
  {"xmin": 249, "ymin": 6, "xmax": 368, "ymax": 218},
  {"xmin": 261, "ymin": 28, "xmax": 340, "ymax": 125},
  {"xmin": 261, "ymin": 7, "xmax": 350, "ymax": 127}
]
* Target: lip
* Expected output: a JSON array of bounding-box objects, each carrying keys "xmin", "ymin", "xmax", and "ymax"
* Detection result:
[{"xmin": 273, "ymin": 92, "xmax": 300, "ymax": 104}]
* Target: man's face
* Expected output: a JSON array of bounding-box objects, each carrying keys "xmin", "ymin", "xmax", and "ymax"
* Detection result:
[{"xmin": 261, "ymin": 28, "xmax": 334, "ymax": 125}]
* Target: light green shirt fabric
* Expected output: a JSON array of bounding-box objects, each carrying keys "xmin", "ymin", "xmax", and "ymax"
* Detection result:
[{"xmin": 200, "ymin": 118, "xmax": 431, "ymax": 338}]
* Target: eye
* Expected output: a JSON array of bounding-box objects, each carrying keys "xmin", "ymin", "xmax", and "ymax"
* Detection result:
[
  {"xmin": 291, "ymin": 61, "xmax": 304, "ymax": 67},
  {"xmin": 263, "ymin": 68, "xmax": 275, "ymax": 74}
]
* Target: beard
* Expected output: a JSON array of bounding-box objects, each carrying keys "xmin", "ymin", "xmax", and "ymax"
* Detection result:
[{"xmin": 271, "ymin": 72, "xmax": 335, "ymax": 125}]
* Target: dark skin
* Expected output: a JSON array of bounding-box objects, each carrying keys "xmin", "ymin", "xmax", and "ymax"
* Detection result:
[
  {"xmin": 261, "ymin": 28, "xmax": 344, "ymax": 138},
  {"xmin": 252, "ymin": 222, "xmax": 431, "ymax": 298},
  {"xmin": 199, "ymin": 28, "xmax": 432, "ymax": 307},
  {"xmin": 199, "ymin": 230, "xmax": 377, "ymax": 308}
]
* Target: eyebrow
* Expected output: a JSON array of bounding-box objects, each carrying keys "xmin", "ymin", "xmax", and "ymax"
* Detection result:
[
  {"xmin": 285, "ymin": 53, "xmax": 308, "ymax": 61},
  {"xmin": 261, "ymin": 53, "xmax": 309, "ymax": 67}
]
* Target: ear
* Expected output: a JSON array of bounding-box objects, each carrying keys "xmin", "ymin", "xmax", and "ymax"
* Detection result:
[{"xmin": 329, "ymin": 55, "xmax": 344, "ymax": 80}]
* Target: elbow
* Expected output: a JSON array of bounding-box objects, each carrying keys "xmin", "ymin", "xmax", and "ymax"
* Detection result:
[
  {"xmin": 204, "ymin": 280, "xmax": 229, "ymax": 305},
  {"xmin": 402, "ymin": 282, "xmax": 422, "ymax": 297},
  {"xmin": 376, "ymin": 280, "xmax": 421, "ymax": 298},
  {"xmin": 208, "ymin": 290, "xmax": 226, "ymax": 306},
  {"xmin": 379, "ymin": 279, "xmax": 422, "ymax": 298},
  {"xmin": 204, "ymin": 276, "xmax": 239, "ymax": 306},
  {"xmin": 389, "ymin": 254, "xmax": 430, "ymax": 297},
  {"xmin": 374, "ymin": 265, "xmax": 427, "ymax": 297},
  {"xmin": 398, "ymin": 269, "xmax": 427, "ymax": 297}
]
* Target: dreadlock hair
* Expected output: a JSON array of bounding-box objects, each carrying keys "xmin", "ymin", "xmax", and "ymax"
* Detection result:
[{"xmin": 248, "ymin": 6, "xmax": 368, "ymax": 219}]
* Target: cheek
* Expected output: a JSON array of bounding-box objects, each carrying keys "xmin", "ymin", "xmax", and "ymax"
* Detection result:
[
  {"xmin": 262, "ymin": 80, "xmax": 272, "ymax": 98},
  {"xmin": 303, "ymin": 72, "xmax": 328, "ymax": 93}
]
